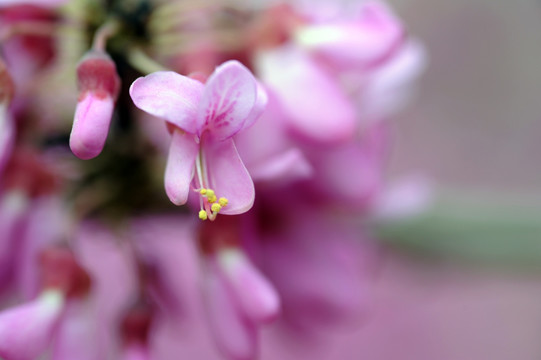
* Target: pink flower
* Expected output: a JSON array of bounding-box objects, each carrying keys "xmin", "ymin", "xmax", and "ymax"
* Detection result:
[{"xmin": 130, "ymin": 60, "xmax": 267, "ymax": 220}]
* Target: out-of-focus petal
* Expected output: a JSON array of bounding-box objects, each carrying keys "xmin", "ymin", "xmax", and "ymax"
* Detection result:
[
  {"xmin": 0, "ymin": 290, "xmax": 65, "ymax": 360},
  {"xmin": 294, "ymin": 1, "xmax": 404, "ymax": 69},
  {"xmin": 130, "ymin": 71, "xmax": 204, "ymax": 134},
  {"xmin": 122, "ymin": 343, "xmax": 151, "ymax": 360},
  {"xmin": 359, "ymin": 40, "xmax": 427, "ymax": 120},
  {"xmin": 255, "ymin": 47, "xmax": 356, "ymax": 143},
  {"xmin": 259, "ymin": 212, "xmax": 378, "ymax": 331},
  {"xmin": 198, "ymin": 61, "xmax": 258, "ymax": 141},
  {"xmin": 371, "ymin": 174, "xmax": 434, "ymax": 221},
  {"xmin": 303, "ymin": 124, "xmax": 388, "ymax": 208},
  {"xmin": 217, "ymin": 248, "xmax": 280, "ymax": 323},
  {"xmin": 0, "ymin": 105, "xmax": 14, "ymax": 173},
  {"xmin": 164, "ymin": 129, "xmax": 198, "ymax": 206},
  {"xmin": 16, "ymin": 195, "xmax": 65, "ymax": 300},
  {"xmin": 247, "ymin": 148, "xmax": 313, "ymax": 185},
  {"xmin": 203, "ymin": 260, "xmax": 257, "ymax": 360},
  {"xmin": 0, "ymin": 0, "xmax": 69, "ymax": 8},
  {"xmin": 52, "ymin": 299, "xmax": 100, "ymax": 360},
  {"xmin": 203, "ymin": 137, "xmax": 254, "ymax": 215}
]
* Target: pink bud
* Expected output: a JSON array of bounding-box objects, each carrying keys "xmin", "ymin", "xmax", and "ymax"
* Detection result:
[
  {"xmin": 217, "ymin": 248, "xmax": 280, "ymax": 324},
  {"xmin": 0, "ymin": 290, "xmax": 65, "ymax": 360},
  {"xmin": 70, "ymin": 51, "xmax": 120, "ymax": 160}
]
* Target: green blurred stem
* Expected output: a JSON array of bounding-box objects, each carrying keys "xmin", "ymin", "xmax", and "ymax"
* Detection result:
[
  {"xmin": 374, "ymin": 190, "xmax": 541, "ymax": 268},
  {"xmin": 126, "ymin": 47, "xmax": 169, "ymax": 74}
]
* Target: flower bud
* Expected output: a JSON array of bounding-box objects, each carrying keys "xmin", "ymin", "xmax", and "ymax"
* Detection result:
[{"xmin": 70, "ymin": 51, "xmax": 120, "ymax": 160}]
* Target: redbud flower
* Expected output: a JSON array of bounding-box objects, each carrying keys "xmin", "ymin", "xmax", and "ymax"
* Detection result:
[
  {"xmin": 70, "ymin": 50, "xmax": 121, "ymax": 160},
  {"xmin": 130, "ymin": 60, "xmax": 266, "ymax": 220}
]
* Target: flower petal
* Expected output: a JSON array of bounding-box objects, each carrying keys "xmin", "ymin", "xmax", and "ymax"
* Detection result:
[
  {"xmin": 294, "ymin": 1, "xmax": 404, "ymax": 69},
  {"xmin": 203, "ymin": 259, "xmax": 257, "ymax": 360},
  {"xmin": 198, "ymin": 61, "xmax": 258, "ymax": 141},
  {"xmin": 69, "ymin": 93, "xmax": 115, "ymax": 160},
  {"xmin": 203, "ymin": 137, "xmax": 254, "ymax": 215},
  {"xmin": 0, "ymin": 290, "xmax": 65, "ymax": 360},
  {"xmin": 240, "ymin": 81, "xmax": 268, "ymax": 131},
  {"xmin": 217, "ymin": 248, "xmax": 280, "ymax": 323},
  {"xmin": 164, "ymin": 130, "xmax": 198, "ymax": 206},
  {"xmin": 130, "ymin": 71, "xmax": 204, "ymax": 134},
  {"xmin": 255, "ymin": 47, "xmax": 356, "ymax": 143},
  {"xmin": 0, "ymin": 105, "xmax": 14, "ymax": 173}
]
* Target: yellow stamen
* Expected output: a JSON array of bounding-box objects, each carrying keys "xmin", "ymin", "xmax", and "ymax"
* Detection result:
[
  {"xmin": 198, "ymin": 210, "xmax": 208, "ymax": 221},
  {"xmin": 199, "ymin": 188, "xmax": 207, "ymax": 195},
  {"xmin": 205, "ymin": 189, "xmax": 215, "ymax": 198},
  {"xmin": 218, "ymin": 197, "xmax": 228, "ymax": 207},
  {"xmin": 207, "ymin": 195, "xmax": 217, "ymax": 204},
  {"xmin": 211, "ymin": 203, "xmax": 222, "ymax": 213}
]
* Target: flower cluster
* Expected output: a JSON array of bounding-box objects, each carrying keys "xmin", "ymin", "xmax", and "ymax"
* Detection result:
[{"xmin": 0, "ymin": 0, "xmax": 425, "ymax": 359}]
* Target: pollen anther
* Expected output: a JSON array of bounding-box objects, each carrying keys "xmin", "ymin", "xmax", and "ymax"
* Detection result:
[
  {"xmin": 199, "ymin": 210, "xmax": 208, "ymax": 220},
  {"xmin": 218, "ymin": 197, "xmax": 228, "ymax": 207}
]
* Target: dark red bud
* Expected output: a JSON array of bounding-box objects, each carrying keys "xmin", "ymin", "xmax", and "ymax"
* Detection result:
[{"xmin": 76, "ymin": 51, "xmax": 121, "ymax": 101}]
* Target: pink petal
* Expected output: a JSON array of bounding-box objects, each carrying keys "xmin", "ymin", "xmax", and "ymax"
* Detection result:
[
  {"xmin": 294, "ymin": 1, "xmax": 404, "ymax": 69},
  {"xmin": 164, "ymin": 129, "xmax": 198, "ymax": 206},
  {"xmin": 69, "ymin": 93, "xmax": 114, "ymax": 160},
  {"xmin": 203, "ymin": 137, "xmax": 254, "ymax": 215},
  {"xmin": 247, "ymin": 148, "xmax": 313, "ymax": 185},
  {"xmin": 203, "ymin": 259, "xmax": 257, "ymax": 360},
  {"xmin": 122, "ymin": 343, "xmax": 151, "ymax": 360},
  {"xmin": 304, "ymin": 122, "xmax": 389, "ymax": 207},
  {"xmin": 0, "ymin": 105, "xmax": 14, "ymax": 173},
  {"xmin": 198, "ymin": 61, "xmax": 258, "ymax": 141},
  {"xmin": 359, "ymin": 40, "xmax": 427, "ymax": 119},
  {"xmin": 130, "ymin": 71, "xmax": 204, "ymax": 134},
  {"xmin": 260, "ymin": 212, "xmax": 378, "ymax": 331},
  {"xmin": 217, "ymin": 248, "xmax": 280, "ymax": 323},
  {"xmin": 240, "ymin": 81, "xmax": 268, "ymax": 131},
  {"xmin": 0, "ymin": 290, "xmax": 65, "ymax": 360},
  {"xmin": 371, "ymin": 174, "xmax": 433, "ymax": 220},
  {"xmin": 0, "ymin": 0, "xmax": 69, "ymax": 7},
  {"xmin": 52, "ymin": 299, "xmax": 100, "ymax": 360},
  {"xmin": 255, "ymin": 47, "xmax": 356, "ymax": 143}
]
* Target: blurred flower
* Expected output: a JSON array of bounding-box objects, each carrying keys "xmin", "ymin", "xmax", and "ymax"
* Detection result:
[{"xmin": 0, "ymin": 0, "xmax": 428, "ymax": 359}]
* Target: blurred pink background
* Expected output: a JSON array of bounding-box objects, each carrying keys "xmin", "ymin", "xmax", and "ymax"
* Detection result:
[{"xmin": 325, "ymin": 1, "xmax": 541, "ymax": 359}]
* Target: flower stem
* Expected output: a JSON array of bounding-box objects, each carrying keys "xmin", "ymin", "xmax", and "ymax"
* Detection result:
[{"xmin": 126, "ymin": 47, "xmax": 169, "ymax": 74}]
